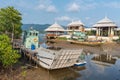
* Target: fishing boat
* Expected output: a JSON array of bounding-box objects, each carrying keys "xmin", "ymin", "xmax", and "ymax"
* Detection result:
[
  {"xmin": 67, "ymin": 31, "xmax": 104, "ymax": 46},
  {"xmin": 21, "ymin": 28, "xmax": 84, "ymax": 70},
  {"xmin": 35, "ymin": 44, "xmax": 83, "ymax": 69},
  {"xmin": 68, "ymin": 40, "xmax": 103, "ymax": 46},
  {"xmin": 74, "ymin": 54, "xmax": 87, "ymax": 67}
]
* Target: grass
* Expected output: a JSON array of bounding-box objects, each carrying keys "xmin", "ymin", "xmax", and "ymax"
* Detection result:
[{"xmin": 57, "ymin": 37, "xmax": 67, "ymax": 41}]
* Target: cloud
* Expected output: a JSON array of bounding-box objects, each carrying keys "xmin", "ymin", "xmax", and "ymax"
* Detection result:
[
  {"xmin": 56, "ymin": 16, "xmax": 72, "ymax": 22},
  {"xmin": 36, "ymin": 0, "xmax": 57, "ymax": 13},
  {"xmin": 104, "ymin": 1, "xmax": 120, "ymax": 9},
  {"xmin": 46, "ymin": 5, "xmax": 57, "ymax": 12},
  {"xmin": 67, "ymin": 3, "xmax": 80, "ymax": 12},
  {"xmin": 82, "ymin": 3, "xmax": 97, "ymax": 10},
  {"xmin": 37, "ymin": 4, "xmax": 46, "ymax": 10},
  {"xmin": 67, "ymin": 0, "xmax": 97, "ymax": 12},
  {"xmin": 85, "ymin": 17, "xmax": 90, "ymax": 20}
]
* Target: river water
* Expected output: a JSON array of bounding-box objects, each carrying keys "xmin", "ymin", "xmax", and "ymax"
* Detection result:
[
  {"xmin": 21, "ymin": 54, "xmax": 120, "ymax": 80},
  {"xmin": 19, "ymin": 34, "xmax": 120, "ymax": 80}
]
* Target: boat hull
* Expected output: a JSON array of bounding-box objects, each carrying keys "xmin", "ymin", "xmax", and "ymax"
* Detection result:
[
  {"xmin": 68, "ymin": 40, "xmax": 103, "ymax": 46},
  {"xmin": 36, "ymin": 47, "xmax": 83, "ymax": 70},
  {"xmin": 74, "ymin": 61, "xmax": 87, "ymax": 67}
]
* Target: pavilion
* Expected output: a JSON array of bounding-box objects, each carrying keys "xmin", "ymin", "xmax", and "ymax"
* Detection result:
[
  {"xmin": 45, "ymin": 22, "xmax": 65, "ymax": 39},
  {"xmin": 67, "ymin": 20, "xmax": 85, "ymax": 35},
  {"xmin": 93, "ymin": 16, "xmax": 117, "ymax": 37}
]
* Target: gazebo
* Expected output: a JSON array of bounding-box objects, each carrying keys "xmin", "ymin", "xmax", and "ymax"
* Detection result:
[
  {"xmin": 45, "ymin": 22, "xmax": 65, "ymax": 39},
  {"xmin": 93, "ymin": 17, "xmax": 117, "ymax": 37},
  {"xmin": 67, "ymin": 20, "xmax": 85, "ymax": 35}
]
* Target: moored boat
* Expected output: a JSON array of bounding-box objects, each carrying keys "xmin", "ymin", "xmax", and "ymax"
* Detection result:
[
  {"xmin": 68, "ymin": 40, "xmax": 103, "ymax": 46},
  {"xmin": 21, "ymin": 28, "xmax": 84, "ymax": 70},
  {"xmin": 74, "ymin": 61, "xmax": 87, "ymax": 66}
]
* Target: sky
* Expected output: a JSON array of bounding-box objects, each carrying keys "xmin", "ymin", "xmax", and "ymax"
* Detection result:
[{"xmin": 0, "ymin": 0, "xmax": 120, "ymax": 27}]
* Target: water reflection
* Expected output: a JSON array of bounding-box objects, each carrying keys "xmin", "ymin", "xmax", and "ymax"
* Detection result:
[
  {"xmin": 49, "ymin": 67, "xmax": 86, "ymax": 80},
  {"xmin": 22, "ymin": 54, "xmax": 120, "ymax": 80},
  {"xmin": 31, "ymin": 34, "xmax": 120, "ymax": 80},
  {"xmin": 78, "ymin": 54, "xmax": 120, "ymax": 80},
  {"xmin": 25, "ymin": 66, "xmax": 86, "ymax": 80},
  {"xmin": 92, "ymin": 54, "xmax": 117, "ymax": 66}
]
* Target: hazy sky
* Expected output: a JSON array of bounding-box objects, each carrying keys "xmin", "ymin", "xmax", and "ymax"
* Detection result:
[{"xmin": 0, "ymin": 0, "xmax": 120, "ymax": 27}]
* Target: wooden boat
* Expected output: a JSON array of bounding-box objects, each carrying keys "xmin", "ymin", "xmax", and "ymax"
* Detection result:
[
  {"xmin": 35, "ymin": 45, "xmax": 83, "ymax": 70},
  {"xmin": 21, "ymin": 28, "xmax": 84, "ymax": 70},
  {"xmin": 74, "ymin": 61, "xmax": 87, "ymax": 66},
  {"xmin": 67, "ymin": 40, "xmax": 103, "ymax": 46}
]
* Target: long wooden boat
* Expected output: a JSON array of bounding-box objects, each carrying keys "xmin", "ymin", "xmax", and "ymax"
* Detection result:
[
  {"xmin": 36, "ymin": 46, "xmax": 83, "ymax": 70},
  {"xmin": 21, "ymin": 45, "xmax": 83, "ymax": 70},
  {"xmin": 67, "ymin": 40, "xmax": 104, "ymax": 46}
]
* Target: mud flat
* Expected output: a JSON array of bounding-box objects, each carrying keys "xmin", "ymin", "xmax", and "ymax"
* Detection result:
[{"xmin": 47, "ymin": 41, "xmax": 120, "ymax": 57}]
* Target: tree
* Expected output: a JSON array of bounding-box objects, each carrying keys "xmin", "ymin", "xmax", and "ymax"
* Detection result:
[
  {"xmin": 0, "ymin": 6, "xmax": 22, "ymax": 39},
  {"xmin": 0, "ymin": 34, "xmax": 20, "ymax": 68}
]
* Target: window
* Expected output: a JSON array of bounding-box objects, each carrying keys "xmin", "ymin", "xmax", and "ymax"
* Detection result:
[
  {"xmin": 29, "ymin": 32, "xmax": 32, "ymax": 36},
  {"xmin": 36, "ymin": 33, "xmax": 38, "ymax": 36},
  {"xmin": 33, "ymin": 33, "xmax": 35, "ymax": 36}
]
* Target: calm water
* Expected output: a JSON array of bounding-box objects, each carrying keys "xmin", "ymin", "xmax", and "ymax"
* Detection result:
[
  {"xmin": 22, "ymin": 34, "xmax": 120, "ymax": 80},
  {"xmin": 16, "ymin": 27, "xmax": 120, "ymax": 80},
  {"xmin": 78, "ymin": 55, "xmax": 120, "ymax": 80},
  {"xmin": 23, "ymin": 54, "xmax": 120, "ymax": 80}
]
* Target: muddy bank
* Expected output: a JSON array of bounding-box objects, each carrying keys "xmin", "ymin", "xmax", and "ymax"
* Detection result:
[
  {"xmin": 47, "ymin": 41, "xmax": 120, "ymax": 57},
  {"xmin": 0, "ymin": 41, "xmax": 120, "ymax": 80}
]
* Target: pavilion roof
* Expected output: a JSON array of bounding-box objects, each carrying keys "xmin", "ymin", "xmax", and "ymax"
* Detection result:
[
  {"xmin": 68, "ymin": 20, "xmax": 84, "ymax": 27},
  {"xmin": 93, "ymin": 17, "xmax": 117, "ymax": 28},
  {"xmin": 45, "ymin": 22, "xmax": 65, "ymax": 32}
]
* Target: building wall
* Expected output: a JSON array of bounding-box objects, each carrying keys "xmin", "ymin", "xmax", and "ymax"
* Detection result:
[{"xmin": 25, "ymin": 36, "xmax": 39, "ymax": 49}]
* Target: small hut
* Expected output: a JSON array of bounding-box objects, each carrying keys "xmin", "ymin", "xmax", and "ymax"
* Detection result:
[
  {"xmin": 67, "ymin": 20, "xmax": 85, "ymax": 35},
  {"xmin": 45, "ymin": 22, "xmax": 65, "ymax": 39},
  {"xmin": 93, "ymin": 16, "xmax": 117, "ymax": 37}
]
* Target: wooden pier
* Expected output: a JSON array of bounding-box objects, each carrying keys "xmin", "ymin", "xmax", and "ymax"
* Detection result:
[{"xmin": 20, "ymin": 46, "xmax": 40, "ymax": 67}]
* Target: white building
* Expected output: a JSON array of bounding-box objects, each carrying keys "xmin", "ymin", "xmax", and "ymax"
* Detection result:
[{"xmin": 93, "ymin": 16, "xmax": 119, "ymax": 41}]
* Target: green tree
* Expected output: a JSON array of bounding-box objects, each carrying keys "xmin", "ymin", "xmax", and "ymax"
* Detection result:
[
  {"xmin": 0, "ymin": 6, "xmax": 22, "ymax": 39},
  {"xmin": 0, "ymin": 34, "xmax": 20, "ymax": 68}
]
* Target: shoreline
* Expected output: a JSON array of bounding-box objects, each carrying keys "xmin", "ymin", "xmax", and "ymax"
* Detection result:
[{"xmin": 46, "ymin": 40, "xmax": 120, "ymax": 57}]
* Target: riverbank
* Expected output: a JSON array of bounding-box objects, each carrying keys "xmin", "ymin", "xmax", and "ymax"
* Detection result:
[
  {"xmin": 0, "ymin": 40, "xmax": 120, "ymax": 80},
  {"xmin": 47, "ymin": 40, "xmax": 120, "ymax": 57}
]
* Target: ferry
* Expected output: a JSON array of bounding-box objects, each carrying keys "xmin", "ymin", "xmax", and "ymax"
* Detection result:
[{"xmin": 21, "ymin": 28, "xmax": 84, "ymax": 70}]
